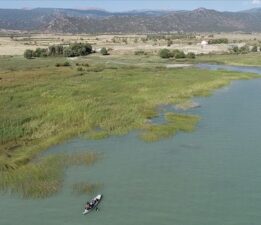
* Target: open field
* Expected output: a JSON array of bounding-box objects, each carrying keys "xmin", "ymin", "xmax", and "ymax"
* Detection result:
[{"xmin": 2, "ymin": 32, "xmax": 259, "ymax": 56}]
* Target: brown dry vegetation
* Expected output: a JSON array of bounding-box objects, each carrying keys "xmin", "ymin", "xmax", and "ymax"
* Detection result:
[{"xmin": 0, "ymin": 33, "xmax": 253, "ymax": 56}]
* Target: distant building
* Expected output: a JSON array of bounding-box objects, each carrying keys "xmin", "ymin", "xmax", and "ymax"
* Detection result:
[{"xmin": 201, "ymin": 40, "xmax": 208, "ymax": 47}]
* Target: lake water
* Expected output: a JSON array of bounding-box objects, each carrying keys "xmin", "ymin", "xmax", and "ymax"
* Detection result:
[
  {"xmin": 196, "ymin": 63, "xmax": 261, "ymax": 74},
  {"xmin": 1, "ymin": 65, "xmax": 261, "ymax": 225}
]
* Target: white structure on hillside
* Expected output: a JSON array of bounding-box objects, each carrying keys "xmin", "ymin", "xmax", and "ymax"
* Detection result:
[{"xmin": 201, "ymin": 40, "xmax": 208, "ymax": 48}]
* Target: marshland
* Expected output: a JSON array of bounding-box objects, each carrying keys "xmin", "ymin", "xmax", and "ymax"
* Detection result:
[{"xmin": 1, "ymin": 31, "xmax": 261, "ymax": 225}]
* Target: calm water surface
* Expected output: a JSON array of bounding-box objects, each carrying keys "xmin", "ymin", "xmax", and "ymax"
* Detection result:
[
  {"xmin": 1, "ymin": 65, "xmax": 261, "ymax": 225},
  {"xmin": 196, "ymin": 63, "xmax": 261, "ymax": 74}
]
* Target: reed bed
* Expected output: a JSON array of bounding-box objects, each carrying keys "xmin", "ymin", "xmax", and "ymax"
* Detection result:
[
  {"xmin": 140, "ymin": 113, "xmax": 200, "ymax": 142},
  {"xmin": 0, "ymin": 153, "xmax": 98, "ymax": 199},
  {"xmin": 85, "ymin": 130, "xmax": 109, "ymax": 140},
  {"xmin": 0, "ymin": 56, "xmax": 257, "ymax": 174}
]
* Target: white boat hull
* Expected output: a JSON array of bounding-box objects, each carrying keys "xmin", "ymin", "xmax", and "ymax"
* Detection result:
[{"xmin": 82, "ymin": 194, "xmax": 102, "ymax": 215}]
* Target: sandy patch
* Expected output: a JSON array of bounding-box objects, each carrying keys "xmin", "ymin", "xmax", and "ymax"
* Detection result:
[{"xmin": 166, "ymin": 64, "xmax": 193, "ymax": 68}]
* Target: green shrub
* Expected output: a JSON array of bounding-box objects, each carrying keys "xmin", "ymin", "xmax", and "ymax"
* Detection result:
[
  {"xmin": 63, "ymin": 43, "xmax": 92, "ymax": 57},
  {"xmin": 159, "ymin": 49, "xmax": 187, "ymax": 59},
  {"xmin": 231, "ymin": 46, "xmax": 239, "ymax": 54},
  {"xmin": 48, "ymin": 45, "xmax": 64, "ymax": 56},
  {"xmin": 33, "ymin": 48, "xmax": 47, "ymax": 57},
  {"xmin": 167, "ymin": 40, "xmax": 173, "ymax": 47},
  {"xmin": 24, "ymin": 49, "xmax": 34, "ymax": 59},
  {"xmin": 252, "ymin": 45, "xmax": 258, "ymax": 52},
  {"xmin": 159, "ymin": 49, "xmax": 172, "ymax": 58},
  {"xmin": 24, "ymin": 44, "xmax": 93, "ymax": 59},
  {"xmin": 134, "ymin": 50, "xmax": 147, "ymax": 55},
  {"xmin": 187, "ymin": 52, "xmax": 196, "ymax": 59},
  {"xmin": 63, "ymin": 61, "xmax": 70, "ymax": 66},
  {"xmin": 55, "ymin": 62, "xmax": 70, "ymax": 67},
  {"xmin": 82, "ymin": 63, "xmax": 89, "ymax": 67},
  {"xmin": 63, "ymin": 47, "xmax": 73, "ymax": 57},
  {"xmin": 239, "ymin": 45, "xmax": 250, "ymax": 54},
  {"xmin": 76, "ymin": 62, "xmax": 89, "ymax": 67},
  {"xmin": 208, "ymin": 38, "xmax": 229, "ymax": 44},
  {"xmin": 100, "ymin": 47, "xmax": 109, "ymax": 55},
  {"xmin": 174, "ymin": 50, "xmax": 186, "ymax": 59}
]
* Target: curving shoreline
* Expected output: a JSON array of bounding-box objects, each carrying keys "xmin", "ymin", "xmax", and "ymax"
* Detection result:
[{"xmin": 0, "ymin": 56, "xmax": 259, "ymax": 199}]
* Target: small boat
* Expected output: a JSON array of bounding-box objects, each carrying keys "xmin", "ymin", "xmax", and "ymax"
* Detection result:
[{"xmin": 82, "ymin": 194, "xmax": 103, "ymax": 215}]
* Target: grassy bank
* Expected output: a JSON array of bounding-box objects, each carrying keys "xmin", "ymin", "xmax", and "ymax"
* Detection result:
[{"xmin": 0, "ymin": 56, "xmax": 257, "ymax": 174}]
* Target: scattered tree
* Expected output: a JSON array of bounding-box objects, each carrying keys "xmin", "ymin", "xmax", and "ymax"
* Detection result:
[
  {"xmin": 231, "ymin": 46, "xmax": 239, "ymax": 54},
  {"xmin": 63, "ymin": 61, "xmax": 71, "ymax": 66},
  {"xmin": 208, "ymin": 38, "xmax": 228, "ymax": 44},
  {"xmin": 239, "ymin": 45, "xmax": 250, "ymax": 54},
  {"xmin": 167, "ymin": 40, "xmax": 173, "ymax": 47},
  {"xmin": 187, "ymin": 52, "xmax": 196, "ymax": 59},
  {"xmin": 159, "ymin": 49, "xmax": 196, "ymax": 59},
  {"xmin": 252, "ymin": 45, "xmax": 258, "ymax": 52},
  {"xmin": 122, "ymin": 38, "xmax": 128, "ymax": 45},
  {"xmin": 33, "ymin": 48, "xmax": 48, "ymax": 57},
  {"xmin": 230, "ymin": 45, "xmax": 251, "ymax": 54},
  {"xmin": 64, "ymin": 43, "xmax": 92, "ymax": 57},
  {"xmin": 24, "ymin": 49, "xmax": 34, "ymax": 59},
  {"xmin": 172, "ymin": 49, "xmax": 186, "ymax": 59},
  {"xmin": 159, "ymin": 49, "xmax": 172, "ymax": 58},
  {"xmin": 100, "ymin": 47, "xmax": 109, "ymax": 55},
  {"xmin": 24, "ymin": 43, "xmax": 93, "ymax": 59}
]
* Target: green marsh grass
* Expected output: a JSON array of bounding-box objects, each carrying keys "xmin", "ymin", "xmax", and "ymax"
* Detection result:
[
  {"xmin": 85, "ymin": 130, "xmax": 109, "ymax": 140},
  {"xmin": 0, "ymin": 152, "xmax": 98, "ymax": 198},
  {"xmin": 141, "ymin": 113, "xmax": 200, "ymax": 142},
  {"xmin": 0, "ymin": 56, "xmax": 257, "ymax": 173}
]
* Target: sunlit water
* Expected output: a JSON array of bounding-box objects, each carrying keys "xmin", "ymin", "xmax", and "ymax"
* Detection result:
[{"xmin": 1, "ymin": 65, "xmax": 261, "ymax": 225}]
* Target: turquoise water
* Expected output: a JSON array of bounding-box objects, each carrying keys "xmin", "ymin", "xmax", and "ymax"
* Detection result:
[{"xmin": 1, "ymin": 66, "xmax": 261, "ymax": 225}]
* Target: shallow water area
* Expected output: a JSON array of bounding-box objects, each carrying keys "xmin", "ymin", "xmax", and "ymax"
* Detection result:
[
  {"xmin": 196, "ymin": 63, "xmax": 261, "ymax": 74},
  {"xmin": 1, "ymin": 66, "xmax": 261, "ymax": 225}
]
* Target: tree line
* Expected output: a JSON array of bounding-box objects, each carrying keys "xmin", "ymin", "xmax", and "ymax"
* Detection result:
[
  {"xmin": 159, "ymin": 49, "xmax": 196, "ymax": 59},
  {"xmin": 230, "ymin": 45, "xmax": 260, "ymax": 54},
  {"xmin": 208, "ymin": 38, "xmax": 229, "ymax": 44},
  {"xmin": 24, "ymin": 43, "xmax": 93, "ymax": 59}
]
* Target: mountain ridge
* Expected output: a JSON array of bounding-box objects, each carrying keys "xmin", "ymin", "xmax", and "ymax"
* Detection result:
[{"xmin": 0, "ymin": 7, "xmax": 261, "ymax": 33}]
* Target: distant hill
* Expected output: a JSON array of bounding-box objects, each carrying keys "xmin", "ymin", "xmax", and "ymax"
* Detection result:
[{"xmin": 0, "ymin": 7, "xmax": 261, "ymax": 33}]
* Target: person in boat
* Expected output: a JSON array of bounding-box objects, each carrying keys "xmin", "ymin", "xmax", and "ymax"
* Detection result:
[
  {"xmin": 90, "ymin": 200, "xmax": 96, "ymax": 207},
  {"xmin": 85, "ymin": 202, "xmax": 91, "ymax": 210}
]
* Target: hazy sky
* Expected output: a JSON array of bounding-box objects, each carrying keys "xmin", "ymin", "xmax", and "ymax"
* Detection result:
[{"xmin": 0, "ymin": 0, "xmax": 260, "ymax": 12}]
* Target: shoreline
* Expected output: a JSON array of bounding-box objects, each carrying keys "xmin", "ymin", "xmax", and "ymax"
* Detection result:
[{"xmin": 0, "ymin": 55, "xmax": 259, "ymax": 198}]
